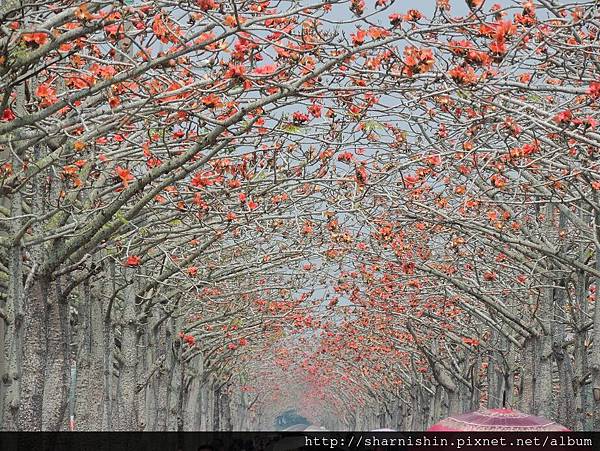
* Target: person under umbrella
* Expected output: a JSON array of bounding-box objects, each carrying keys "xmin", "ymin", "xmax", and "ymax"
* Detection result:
[{"xmin": 428, "ymin": 408, "xmax": 569, "ymax": 431}]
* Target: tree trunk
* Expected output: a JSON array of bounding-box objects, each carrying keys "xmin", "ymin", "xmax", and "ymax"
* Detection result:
[
  {"xmin": 505, "ymin": 341, "xmax": 517, "ymax": 408},
  {"xmin": 184, "ymin": 355, "xmax": 203, "ymax": 430},
  {"xmin": 400, "ymin": 401, "xmax": 408, "ymax": 430},
  {"xmin": 237, "ymin": 394, "xmax": 246, "ymax": 431},
  {"xmin": 551, "ymin": 273, "xmax": 576, "ymax": 429},
  {"xmin": 590, "ymin": 246, "xmax": 600, "ymax": 430},
  {"xmin": 17, "ymin": 275, "xmax": 49, "ymax": 430},
  {"xmin": 207, "ymin": 379, "xmax": 215, "ymax": 430},
  {"xmin": 445, "ymin": 387, "xmax": 458, "ymax": 418},
  {"xmin": 533, "ymin": 203, "xmax": 557, "ymax": 419},
  {"xmin": 573, "ymin": 294, "xmax": 590, "ymax": 429},
  {"xmin": 176, "ymin": 346, "xmax": 184, "ymax": 432},
  {"xmin": 116, "ymin": 277, "xmax": 138, "ymax": 430},
  {"xmin": 142, "ymin": 316, "xmax": 159, "ymax": 431},
  {"xmin": 1, "ymin": 260, "xmax": 23, "ymax": 431},
  {"xmin": 154, "ymin": 321, "xmax": 168, "ymax": 431},
  {"xmin": 470, "ymin": 353, "xmax": 481, "ymax": 410},
  {"xmin": 75, "ymin": 277, "xmax": 107, "ymax": 430},
  {"xmin": 42, "ymin": 280, "xmax": 70, "ymax": 430},
  {"xmin": 219, "ymin": 389, "xmax": 231, "ymax": 431},
  {"xmin": 1, "ymin": 29, "xmax": 28, "ymax": 431},
  {"xmin": 137, "ymin": 319, "xmax": 148, "ymax": 431},
  {"xmin": 520, "ymin": 308, "xmax": 553, "ymax": 418},
  {"xmin": 199, "ymin": 380, "xmax": 209, "ymax": 430},
  {"xmin": 102, "ymin": 304, "xmax": 115, "ymax": 431},
  {"xmin": 1, "ymin": 187, "xmax": 24, "ymax": 431},
  {"xmin": 536, "ymin": 296, "xmax": 555, "ymax": 412},
  {"xmin": 213, "ymin": 383, "xmax": 221, "ymax": 431},
  {"xmin": 430, "ymin": 384, "xmax": 442, "ymax": 425},
  {"xmin": 0, "ymin": 294, "xmax": 5, "ymax": 427},
  {"xmin": 573, "ymin": 206, "xmax": 592, "ymax": 430},
  {"xmin": 487, "ymin": 339, "xmax": 504, "ymax": 408},
  {"xmin": 165, "ymin": 319, "xmax": 180, "ymax": 431},
  {"xmin": 519, "ymin": 336, "xmax": 534, "ymax": 413}
]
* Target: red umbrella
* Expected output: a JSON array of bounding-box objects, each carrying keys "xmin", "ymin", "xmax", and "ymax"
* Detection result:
[{"xmin": 428, "ymin": 408, "xmax": 569, "ymax": 431}]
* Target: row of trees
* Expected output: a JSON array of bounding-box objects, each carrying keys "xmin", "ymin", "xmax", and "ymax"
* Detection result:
[{"xmin": 1, "ymin": 0, "xmax": 599, "ymax": 431}]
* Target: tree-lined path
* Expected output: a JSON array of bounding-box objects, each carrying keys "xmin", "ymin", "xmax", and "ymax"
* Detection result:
[{"xmin": 1, "ymin": 0, "xmax": 600, "ymax": 431}]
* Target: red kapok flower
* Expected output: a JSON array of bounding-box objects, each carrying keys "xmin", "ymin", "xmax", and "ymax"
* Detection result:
[
  {"xmin": 197, "ymin": 0, "xmax": 217, "ymax": 11},
  {"xmin": 588, "ymin": 81, "xmax": 600, "ymax": 99},
  {"xmin": 553, "ymin": 110, "xmax": 573, "ymax": 124},
  {"xmin": 125, "ymin": 255, "xmax": 141, "ymax": 267},
  {"xmin": 1, "ymin": 108, "xmax": 16, "ymax": 121},
  {"xmin": 115, "ymin": 166, "xmax": 134, "ymax": 188}
]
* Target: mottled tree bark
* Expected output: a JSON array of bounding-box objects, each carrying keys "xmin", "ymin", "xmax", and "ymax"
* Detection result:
[
  {"xmin": 411, "ymin": 387, "xmax": 430, "ymax": 430},
  {"xmin": 199, "ymin": 379, "xmax": 209, "ymax": 430},
  {"xmin": 1, "ymin": 84, "xmax": 26, "ymax": 428},
  {"xmin": 430, "ymin": 384, "xmax": 442, "ymax": 424},
  {"xmin": 551, "ymin": 211, "xmax": 576, "ymax": 429},
  {"xmin": 183, "ymin": 355, "xmax": 203, "ymax": 430},
  {"xmin": 42, "ymin": 280, "xmax": 70, "ymax": 430},
  {"xmin": 75, "ymin": 276, "xmax": 106, "ymax": 430},
  {"xmin": 214, "ymin": 382, "xmax": 233, "ymax": 431},
  {"xmin": 155, "ymin": 320, "xmax": 169, "ymax": 431},
  {"xmin": 213, "ymin": 384, "xmax": 221, "ymax": 431},
  {"xmin": 102, "ymin": 301, "xmax": 115, "ymax": 431},
  {"xmin": 0, "ymin": 296, "xmax": 5, "ymax": 427},
  {"xmin": 176, "ymin": 346, "xmax": 184, "ymax": 432},
  {"xmin": 470, "ymin": 353, "xmax": 482, "ymax": 411},
  {"xmin": 116, "ymin": 276, "xmax": 139, "ymax": 430},
  {"xmin": 590, "ymin": 245, "xmax": 600, "ymax": 430},
  {"xmin": 142, "ymin": 313, "xmax": 160, "ymax": 431},
  {"xmin": 536, "ymin": 280, "xmax": 555, "ymax": 416},
  {"xmin": 206, "ymin": 378, "xmax": 215, "ymax": 431},
  {"xmin": 573, "ymin": 268, "xmax": 590, "ymax": 430},
  {"xmin": 1, "ymin": 193, "xmax": 24, "ymax": 431},
  {"xmin": 166, "ymin": 319, "xmax": 180, "ymax": 431},
  {"xmin": 573, "ymin": 205, "xmax": 593, "ymax": 430},
  {"xmin": 486, "ymin": 339, "xmax": 504, "ymax": 408},
  {"xmin": 17, "ymin": 276, "xmax": 49, "ymax": 431},
  {"xmin": 521, "ymin": 330, "xmax": 554, "ymax": 419}
]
